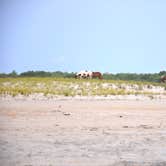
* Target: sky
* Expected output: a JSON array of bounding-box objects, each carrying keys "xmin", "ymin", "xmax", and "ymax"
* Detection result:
[{"xmin": 1, "ymin": 0, "xmax": 166, "ymax": 74}]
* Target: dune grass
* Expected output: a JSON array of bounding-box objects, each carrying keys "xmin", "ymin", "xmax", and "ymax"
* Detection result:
[{"xmin": 0, "ymin": 77, "xmax": 166, "ymax": 97}]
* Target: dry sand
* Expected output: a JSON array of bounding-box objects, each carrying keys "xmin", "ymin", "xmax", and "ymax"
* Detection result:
[{"xmin": 0, "ymin": 98, "xmax": 166, "ymax": 166}]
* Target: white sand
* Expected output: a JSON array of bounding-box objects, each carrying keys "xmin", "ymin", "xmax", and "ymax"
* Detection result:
[{"xmin": 0, "ymin": 98, "xmax": 166, "ymax": 166}]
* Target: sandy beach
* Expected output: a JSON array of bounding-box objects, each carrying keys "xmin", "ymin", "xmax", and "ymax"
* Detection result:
[{"xmin": 0, "ymin": 98, "xmax": 166, "ymax": 166}]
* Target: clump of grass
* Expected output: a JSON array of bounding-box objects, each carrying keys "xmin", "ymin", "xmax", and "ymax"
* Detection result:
[{"xmin": 63, "ymin": 90, "xmax": 71, "ymax": 96}]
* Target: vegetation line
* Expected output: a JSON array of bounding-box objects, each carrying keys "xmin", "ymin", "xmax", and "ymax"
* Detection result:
[{"xmin": 0, "ymin": 77, "xmax": 165, "ymax": 97}]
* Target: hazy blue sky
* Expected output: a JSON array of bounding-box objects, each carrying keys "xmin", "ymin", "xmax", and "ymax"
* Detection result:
[{"xmin": 1, "ymin": 0, "xmax": 166, "ymax": 73}]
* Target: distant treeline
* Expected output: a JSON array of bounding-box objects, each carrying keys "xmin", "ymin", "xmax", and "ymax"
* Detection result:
[
  {"xmin": 0, "ymin": 70, "xmax": 166, "ymax": 83},
  {"xmin": 103, "ymin": 72, "xmax": 165, "ymax": 82},
  {"xmin": 0, "ymin": 70, "xmax": 75, "ymax": 78}
]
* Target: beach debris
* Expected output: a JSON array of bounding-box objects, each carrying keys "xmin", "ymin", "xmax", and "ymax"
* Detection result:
[
  {"xmin": 138, "ymin": 125, "xmax": 153, "ymax": 129},
  {"xmin": 63, "ymin": 112, "xmax": 71, "ymax": 116},
  {"xmin": 89, "ymin": 127, "xmax": 98, "ymax": 131}
]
